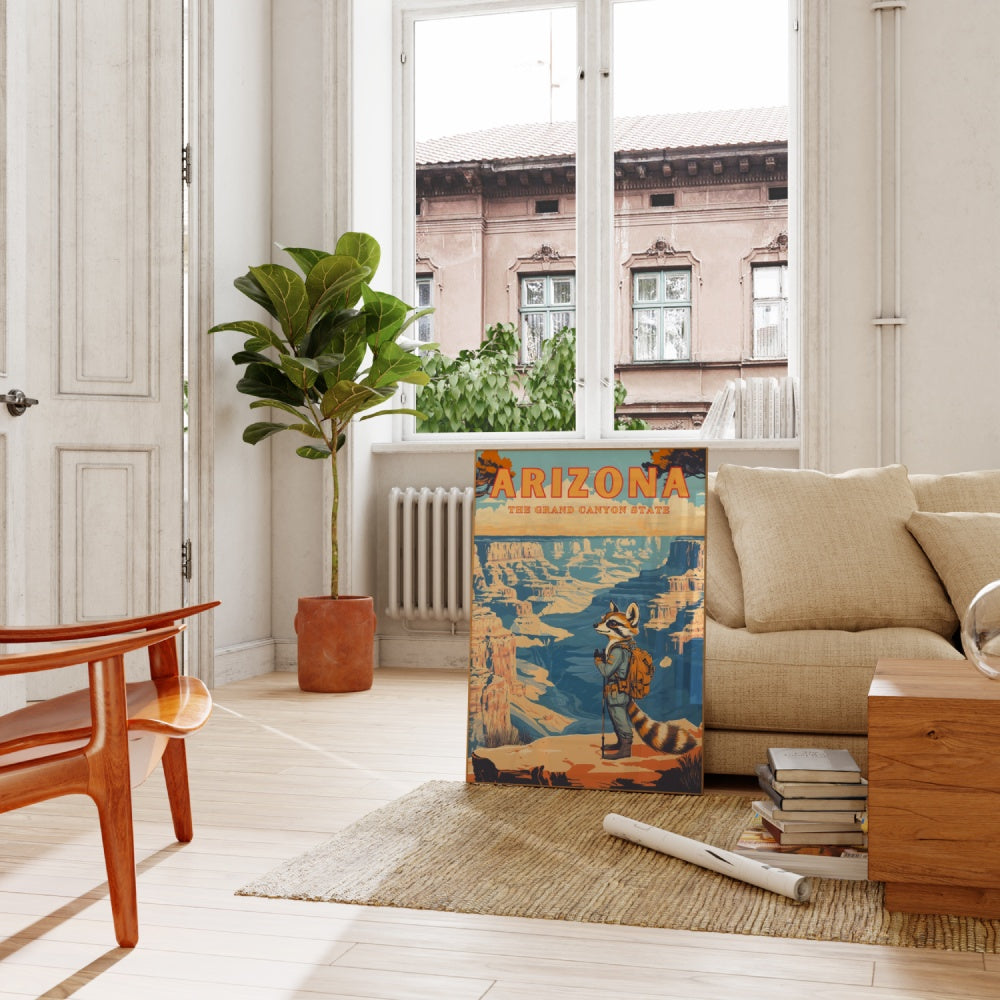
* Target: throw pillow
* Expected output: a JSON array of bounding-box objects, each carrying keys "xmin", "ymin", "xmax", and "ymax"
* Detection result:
[
  {"xmin": 715, "ymin": 463, "xmax": 958, "ymax": 636},
  {"xmin": 911, "ymin": 470, "xmax": 1000, "ymax": 512},
  {"xmin": 705, "ymin": 475, "xmax": 746, "ymax": 628},
  {"xmin": 906, "ymin": 511, "xmax": 1000, "ymax": 621}
]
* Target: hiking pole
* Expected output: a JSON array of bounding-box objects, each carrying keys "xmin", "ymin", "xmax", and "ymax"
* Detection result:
[{"xmin": 601, "ymin": 683, "xmax": 607, "ymax": 757}]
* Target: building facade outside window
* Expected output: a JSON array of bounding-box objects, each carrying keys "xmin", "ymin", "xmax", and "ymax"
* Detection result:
[
  {"xmin": 632, "ymin": 268, "xmax": 692, "ymax": 362},
  {"xmin": 751, "ymin": 263, "xmax": 788, "ymax": 359},
  {"xmin": 520, "ymin": 274, "xmax": 575, "ymax": 363}
]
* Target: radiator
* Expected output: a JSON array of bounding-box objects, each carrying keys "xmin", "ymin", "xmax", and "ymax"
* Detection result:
[{"xmin": 386, "ymin": 487, "xmax": 474, "ymax": 622}]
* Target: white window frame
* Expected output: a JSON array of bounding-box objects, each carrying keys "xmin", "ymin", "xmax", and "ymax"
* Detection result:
[
  {"xmin": 393, "ymin": 0, "xmax": 800, "ymax": 446},
  {"xmin": 519, "ymin": 273, "xmax": 576, "ymax": 363},
  {"xmin": 631, "ymin": 268, "xmax": 693, "ymax": 362},
  {"xmin": 750, "ymin": 262, "xmax": 789, "ymax": 360}
]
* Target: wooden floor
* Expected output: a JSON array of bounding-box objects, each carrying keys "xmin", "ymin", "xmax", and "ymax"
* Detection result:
[{"xmin": 1, "ymin": 668, "xmax": 999, "ymax": 1000}]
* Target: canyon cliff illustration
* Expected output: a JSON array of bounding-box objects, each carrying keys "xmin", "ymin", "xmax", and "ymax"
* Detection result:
[{"xmin": 468, "ymin": 448, "xmax": 706, "ymax": 794}]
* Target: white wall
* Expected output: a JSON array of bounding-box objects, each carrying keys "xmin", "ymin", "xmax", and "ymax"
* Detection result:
[
  {"xmin": 210, "ymin": 0, "xmax": 276, "ymax": 683},
  {"xmin": 269, "ymin": 0, "xmax": 329, "ymax": 668},
  {"xmin": 818, "ymin": 0, "xmax": 1000, "ymax": 473},
  {"xmin": 894, "ymin": 0, "xmax": 1000, "ymax": 469},
  {"xmin": 344, "ymin": 0, "xmax": 397, "ymax": 608}
]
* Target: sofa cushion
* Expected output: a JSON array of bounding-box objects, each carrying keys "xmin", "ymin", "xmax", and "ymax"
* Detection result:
[
  {"xmin": 911, "ymin": 470, "xmax": 1000, "ymax": 512},
  {"xmin": 715, "ymin": 463, "xmax": 958, "ymax": 636},
  {"xmin": 704, "ymin": 617, "xmax": 963, "ymax": 734},
  {"xmin": 907, "ymin": 511, "xmax": 1000, "ymax": 621},
  {"xmin": 706, "ymin": 474, "xmax": 745, "ymax": 629}
]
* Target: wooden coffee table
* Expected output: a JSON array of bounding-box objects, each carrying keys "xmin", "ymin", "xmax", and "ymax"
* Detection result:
[{"xmin": 868, "ymin": 658, "xmax": 1000, "ymax": 917}]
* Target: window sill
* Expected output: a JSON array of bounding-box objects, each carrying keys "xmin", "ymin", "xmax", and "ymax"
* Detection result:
[{"xmin": 373, "ymin": 436, "xmax": 801, "ymax": 455}]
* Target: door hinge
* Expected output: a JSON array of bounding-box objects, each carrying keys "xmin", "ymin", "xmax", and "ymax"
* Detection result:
[
  {"xmin": 182, "ymin": 539, "xmax": 193, "ymax": 581},
  {"xmin": 182, "ymin": 143, "xmax": 193, "ymax": 186}
]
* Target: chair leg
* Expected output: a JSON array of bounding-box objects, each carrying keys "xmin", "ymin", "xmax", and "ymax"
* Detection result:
[
  {"xmin": 94, "ymin": 783, "xmax": 139, "ymax": 948},
  {"xmin": 161, "ymin": 739, "xmax": 194, "ymax": 842},
  {"xmin": 147, "ymin": 634, "xmax": 197, "ymax": 842},
  {"xmin": 87, "ymin": 655, "xmax": 140, "ymax": 948}
]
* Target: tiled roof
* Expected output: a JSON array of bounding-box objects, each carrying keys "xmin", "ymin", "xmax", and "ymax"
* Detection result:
[{"xmin": 416, "ymin": 106, "xmax": 788, "ymax": 166}]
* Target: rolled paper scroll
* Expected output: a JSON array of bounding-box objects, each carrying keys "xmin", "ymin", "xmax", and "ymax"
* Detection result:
[{"xmin": 603, "ymin": 812, "xmax": 811, "ymax": 903}]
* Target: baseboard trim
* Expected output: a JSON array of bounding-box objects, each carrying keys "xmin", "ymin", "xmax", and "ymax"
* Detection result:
[
  {"xmin": 266, "ymin": 633, "xmax": 468, "ymax": 673},
  {"xmin": 274, "ymin": 637, "xmax": 297, "ymax": 673},
  {"xmin": 213, "ymin": 638, "xmax": 276, "ymax": 687},
  {"xmin": 378, "ymin": 633, "xmax": 469, "ymax": 670}
]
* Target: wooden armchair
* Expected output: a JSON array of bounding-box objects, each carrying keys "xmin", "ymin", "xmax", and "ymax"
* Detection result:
[{"xmin": 0, "ymin": 601, "xmax": 219, "ymax": 947}]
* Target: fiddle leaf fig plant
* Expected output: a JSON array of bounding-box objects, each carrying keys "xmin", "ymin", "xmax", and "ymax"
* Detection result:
[{"xmin": 209, "ymin": 231, "xmax": 431, "ymax": 597}]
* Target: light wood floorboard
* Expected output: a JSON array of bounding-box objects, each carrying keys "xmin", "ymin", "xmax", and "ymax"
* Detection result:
[{"xmin": 1, "ymin": 667, "xmax": 997, "ymax": 999}]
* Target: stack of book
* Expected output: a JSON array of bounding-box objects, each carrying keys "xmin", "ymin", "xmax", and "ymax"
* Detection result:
[{"xmin": 734, "ymin": 747, "xmax": 869, "ymax": 880}]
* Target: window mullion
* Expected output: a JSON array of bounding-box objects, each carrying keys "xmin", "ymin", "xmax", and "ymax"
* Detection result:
[{"xmin": 575, "ymin": 0, "xmax": 613, "ymax": 438}]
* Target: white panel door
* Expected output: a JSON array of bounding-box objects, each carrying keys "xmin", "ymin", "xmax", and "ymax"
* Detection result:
[{"xmin": 3, "ymin": 0, "xmax": 184, "ymax": 699}]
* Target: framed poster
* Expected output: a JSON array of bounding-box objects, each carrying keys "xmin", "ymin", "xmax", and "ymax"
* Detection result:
[{"xmin": 468, "ymin": 447, "xmax": 707, "ymax": 794}]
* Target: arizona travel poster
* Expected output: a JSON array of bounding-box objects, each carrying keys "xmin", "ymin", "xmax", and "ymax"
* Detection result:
[{"xmin": 468, "ymin": 447, "xmax": 706, "ymax": 794}]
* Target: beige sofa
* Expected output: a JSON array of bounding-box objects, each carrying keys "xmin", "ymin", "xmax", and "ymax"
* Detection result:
[{"xmin": 703, "ymin": 465, "xmax": 1000, "ymax": 776}]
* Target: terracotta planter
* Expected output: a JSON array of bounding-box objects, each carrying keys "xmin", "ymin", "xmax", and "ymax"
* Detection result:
[{"xmin": 295, "ymin": 595, "xmax": 375, "ymax": 693}]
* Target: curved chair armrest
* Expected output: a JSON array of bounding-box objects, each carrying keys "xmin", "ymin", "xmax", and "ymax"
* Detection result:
[
  {"xmin": 0, "ymin": 624, "xmax": 183, "ymax": 676},
  {"xmin": 0, "ymin": 601, "xmax": 218, "ymax": 643},
  {"xmin": 0, "ymin": 673, "xmax": 210, "ymax": 759}
]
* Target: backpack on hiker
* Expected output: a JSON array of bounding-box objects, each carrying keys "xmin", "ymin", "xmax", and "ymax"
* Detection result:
[{"xmin": 626, "ymin": 643, "xmax": 654, "ymax": 699}]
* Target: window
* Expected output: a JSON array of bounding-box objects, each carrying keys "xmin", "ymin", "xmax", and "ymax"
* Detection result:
[
  {"xmin": 520, "ymin": 274, "xmax": 575, "ymax": 363},
  {"xmin": 410, "ymin": 5, "xmax": 578, "ymax": 433},
  {"xmin": 400, "ymin": 0, "xmax": 791, "ymax": 437},
  {"xmin": 751, "ymin": 263, "xmax": 788, "ymax": 359},
  {"xmin": 632, "ymin": 269, "xmax": 691, "ymax": 361},
  {"xmin": 415, "ymin": 275, "xmax": 434, "ymax": 344}
]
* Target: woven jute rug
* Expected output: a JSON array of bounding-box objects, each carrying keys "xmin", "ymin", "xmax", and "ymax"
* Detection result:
[{"xmin": 237, "ymin": 780, "xmax": 1000, "ymax": 952}]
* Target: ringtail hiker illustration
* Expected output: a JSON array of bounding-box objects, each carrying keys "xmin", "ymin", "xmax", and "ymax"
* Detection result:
[{"xmin": 593, "ymin": 601, "xmax": 700, "ymax": 760}]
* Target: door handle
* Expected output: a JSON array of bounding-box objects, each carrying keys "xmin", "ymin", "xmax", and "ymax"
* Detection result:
[{"xmin": 1, "ymin": 389, "xmax": 39, "ymax": 416}]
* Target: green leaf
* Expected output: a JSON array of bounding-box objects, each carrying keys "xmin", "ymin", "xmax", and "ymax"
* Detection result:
[
  {"xmin": 287, "ymin": 421, "xmax": 325, "ymax": 439},
  {"xmin": 242, "ymin": 336, "xmax": 276, "ymax": 354},
  {"xmin": 280, "ymin": 246, "xmax": 330, "ymax": 276},
  {"xmin": 361, "ymin": 287, "xmax": 409, "ymax": 347},
  {"xmin": 335, "ymin": 232, "xmax": 380, "ymax": 281},
  {"xmin": 231, "ymin": 349, "xmax": 274, "ymax": 367},
  {"xmin": 360, "ymin": 406, "xmax": 426, "ymax": 422},
  {"xmin": 278, "ymin": 354, "xmax": 321, "ymax": 391},
  {"xmin": 305, "ymin": 311, "xmax": 368, "ymax": 383},
  {"xmin": 366, "ymin": 341, "xmax": 430, "ymax": 388},
  {"xmin": 248, "ymin": 264, "xmax": 310, "ymax": 347},
  {"xmin": 242, "ymin": 421, "xmax": 289, "ymax": 444},
  {"xmin": 296, "ymin": 444, "xmax": 332, "ymax": 460},
  {"xmin": 320, "ymin": 381, "xmax": 393, "ymax": 422},
  {"xmin": 306, "ymin": 256, "xmax": 370, "ymax": 319},
  {"xmin": 394, "ymin": 306, "xmax": 435, "ymax": 340},
  {"xmin": 248, "ymin": 397, "xmax": 308, "ymax": 421},
  {"xmin": 408, "ymin": 321, "xmax": 574, "ymax": 433},
  {"xmin": 236, "ymin": 363, "xmax": 306, "ymax": 407},
  {"xmin": 208, "ymin": 319, "xmax": 289, "ymax": 356},
  {"xmin": 233, "ymin": 272, "xmax": 277, "ymax": 319}
]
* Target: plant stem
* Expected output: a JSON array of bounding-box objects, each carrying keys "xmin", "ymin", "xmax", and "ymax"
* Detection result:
[
  {"xmin": 299, "ymin": 390, "xmax": 340, "ymax": 599},
  {"xmin": 330, "ymin": 443, "xmax": 340, "ymax": 598}
]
